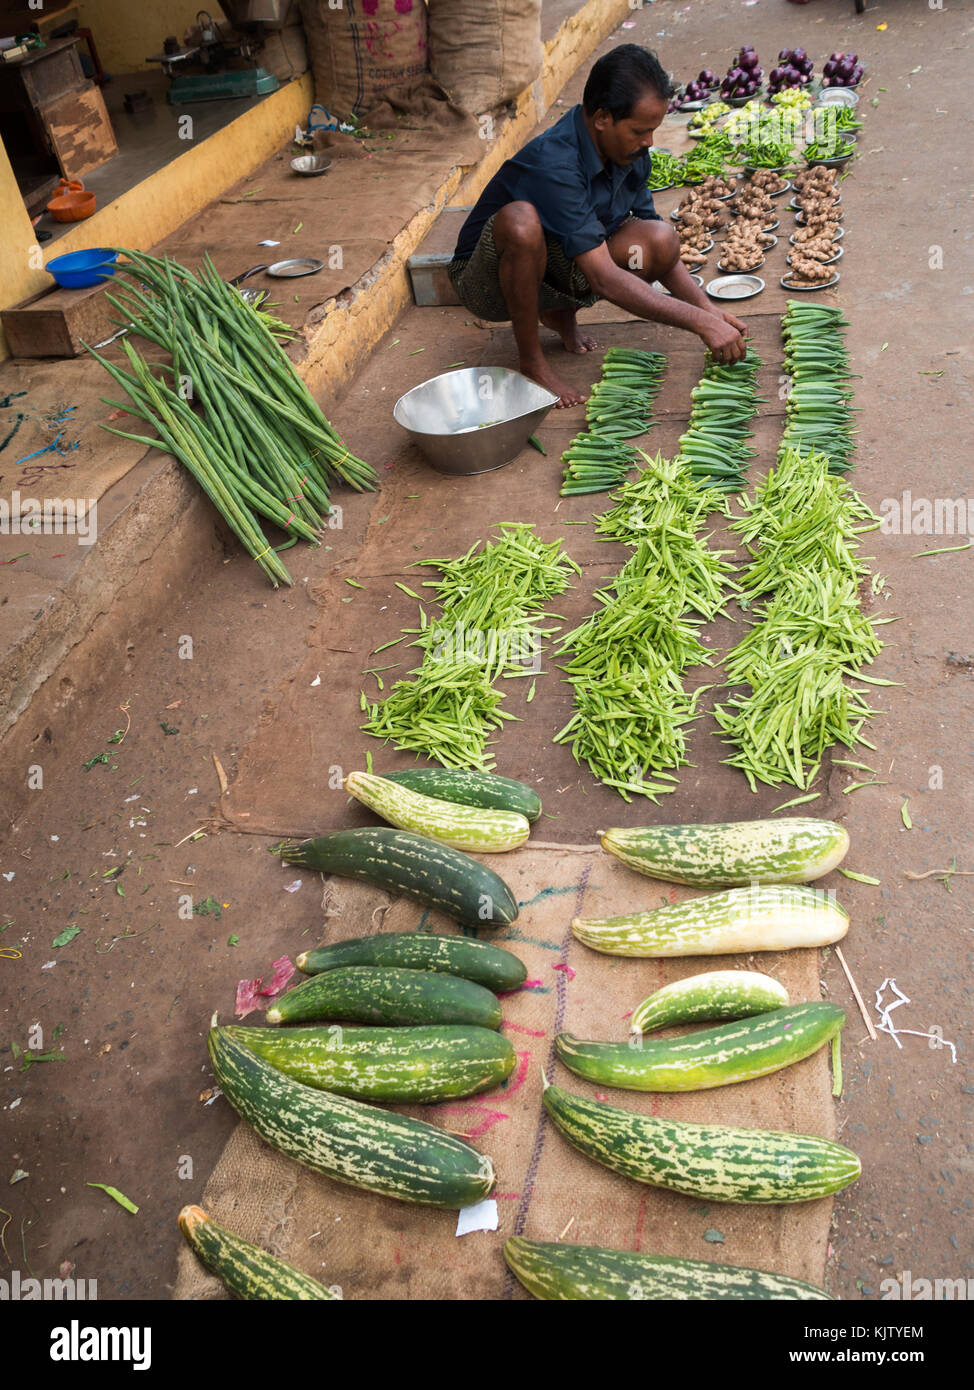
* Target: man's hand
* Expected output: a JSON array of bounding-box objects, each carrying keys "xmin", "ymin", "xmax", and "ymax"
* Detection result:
[
  {"xmin": 698, "ymin": 314, "xmax": 748, "ymax": 364},
  {"xmin": 717, "ymin": 308, "xmax": 748, "ymax": 338}
]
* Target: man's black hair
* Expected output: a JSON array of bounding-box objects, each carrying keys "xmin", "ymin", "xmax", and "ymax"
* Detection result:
[{"xmin": 582, "ymin": 44, "xmax": 673, "ymax": 119}]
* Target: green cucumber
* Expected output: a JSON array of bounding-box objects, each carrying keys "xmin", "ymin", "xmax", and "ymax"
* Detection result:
[
  {"xmin": 272, "ymin": 827, "xmax": 518, "ymax": 928},
  {"xmin": 223, "ymin": 1023, "xmax": 515, "ymax": 1102},
  {"xmin": 542, "ymin": 1082, "xmax": 860, "ymax": 1202},
  {"xmin": 601, "ymin": 817, "xmax": 849, "ymax": 886},
  {"xmin": 571, "ymin": 885, "xmax": 848, "ymax": 957},
  {"xmin": 177, "ymin": 1205, "xmax": 337, "ymax": 1300},
  {"xmin": 297, "ymin": 931, "xmax": 527, "ymax": 993},
  {"xmin": 345, "ymin": 771, "xmax": 531, "ymax": 852},
  {"xmin": 631, "ymin": 970, "xmax": 789, "ymax": 1034},
  {"xmin": 555, "ymin": 1002, "xmax": 845, "ymax": 1091},
  {"xmin": 505, "ymin": 1238, "xmax": 832, "ymax": 1300},
  {"xmin": 266, "ymin": 965, "xmax": 501, "ymax": 1029},
  {"xmin": 382, "ymin": 768, "xmax": 542, "ymax": 821},
  {"xmin": 207, "ymin": 1025, "xmax": 494, "ymax": 1209}
]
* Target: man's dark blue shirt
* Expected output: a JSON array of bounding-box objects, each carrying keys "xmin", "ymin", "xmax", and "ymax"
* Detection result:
[{"xmin": 454, "ymin": 104, "xmax": 661, "ymax": 262}]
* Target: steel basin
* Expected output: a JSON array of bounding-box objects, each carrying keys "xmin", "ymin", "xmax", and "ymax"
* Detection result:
[{"xmin": 393, "ymin": 367, "xmax": 558, "ymax": 475}]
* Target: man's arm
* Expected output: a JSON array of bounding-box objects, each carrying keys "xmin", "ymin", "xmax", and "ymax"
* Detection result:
[
  {"xmin": 657, "ymin": 256, "xmax": 749, "ymax": 340},
  {"xmin": 575, "ymin": 242, "xmax": 748, "ymax": 363}
]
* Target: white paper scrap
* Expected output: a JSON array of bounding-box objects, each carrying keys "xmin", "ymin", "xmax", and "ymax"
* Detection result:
[{"xmin": 456, "ymin": 1199, "xmax": 498, "ymax": 1237}]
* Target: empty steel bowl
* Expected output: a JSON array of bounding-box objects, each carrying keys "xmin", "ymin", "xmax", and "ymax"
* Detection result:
[
  {"xmin": 393, "ymin": 367, "xmax": 558, "ymax": 475},
  {"xmin": 290, "ymin": 154, "xmax": 333, "ymax": 176}
]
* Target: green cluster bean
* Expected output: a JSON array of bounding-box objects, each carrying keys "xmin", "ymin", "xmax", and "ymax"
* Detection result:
[
  {"xmin": 362, "ymin": 657, "xmax": 517, "ymax": 771},
  {"xmin": 554, "ymin": 548, "xmax": 713, "ymax": 802},
  {"xmin": 714, "ymin": 447, "xmax": 885, "ymax": 790},
  {"xmin": 593, "ymin": 452, "xmax": 738, "ymax": 620},
  {"xmin": 363, "ymin": 524, "xmax": 579, "ymax": 766},
  {"xmin": 555, "ymin": 448, "xmax": 740, "ymax": 801}
]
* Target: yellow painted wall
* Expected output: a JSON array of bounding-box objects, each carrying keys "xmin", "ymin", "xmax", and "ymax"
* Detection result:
[
  {"xmin": 0, "ymin": 150, "xmax": 51, "ymax": 357},
  {"xmin": 73, "ymin": 1, "xmax": 228, "ymax": 75}
]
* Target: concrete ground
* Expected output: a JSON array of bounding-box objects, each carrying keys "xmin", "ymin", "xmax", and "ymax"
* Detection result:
[{"xmin": 2, "ymin": 0, "xmax": 973, "ymax": 1301}]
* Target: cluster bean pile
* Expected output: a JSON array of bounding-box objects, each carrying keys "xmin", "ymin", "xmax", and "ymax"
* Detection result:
[
  {"xmin": 364, "ymin": 524, "xmax": 578, "ymax": 770},
  {"xmin": 555, "ymin": 454, "xmax": 736, "ymax": 801},
  {"xmin": 714, "ymin": 447, "xmax": 889, "ymax": 790}
]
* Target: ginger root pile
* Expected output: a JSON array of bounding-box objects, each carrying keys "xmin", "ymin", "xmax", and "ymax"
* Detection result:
[
  {"xmin": 788, "ymin": 166, "xmax": 842, "ymax": 285},
  {"xmin": 675, "ymin": 187, "xmax": 728, "ymax": 268}
]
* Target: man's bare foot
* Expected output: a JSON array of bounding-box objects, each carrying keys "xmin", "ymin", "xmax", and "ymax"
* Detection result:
[
  {"xmin": 520, "ymin": 356, "xmax": 586, "ymax": 408},
  {"xmin": 540, "ymin": 310, "xmax": 598, "ymax": 355}
]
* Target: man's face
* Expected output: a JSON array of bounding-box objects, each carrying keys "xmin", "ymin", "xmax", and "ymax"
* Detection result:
[{"xmin": 592, "ymin": 89, "xmax": 669, "ymax": 166}]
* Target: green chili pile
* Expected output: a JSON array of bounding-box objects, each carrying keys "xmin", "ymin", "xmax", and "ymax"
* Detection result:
[{"xmin": 678, "ymin": 130, "xmax": 736, "ymax": 182}]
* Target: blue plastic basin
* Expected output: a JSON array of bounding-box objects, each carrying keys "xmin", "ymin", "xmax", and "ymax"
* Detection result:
[{"xmin": 46, "ymin": 248, "xmax": 119, "ymax": 289}]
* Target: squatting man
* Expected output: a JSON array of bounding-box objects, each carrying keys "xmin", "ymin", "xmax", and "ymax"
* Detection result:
[{"xmin": 449, "ymin": 44, "xmax": 748, "ymax": 407}]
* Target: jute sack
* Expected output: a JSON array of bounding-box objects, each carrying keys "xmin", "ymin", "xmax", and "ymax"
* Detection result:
[
  {"xmin": 428, "ymin": 0, "xmax": 542, "ymax": 114},
  {"xmin": 299, "ymin": 0, "xmax": 429, "ymax": 116},
  {"xmin": 260, "ymin": 25, "xmax": 309, "ymax": 82}
]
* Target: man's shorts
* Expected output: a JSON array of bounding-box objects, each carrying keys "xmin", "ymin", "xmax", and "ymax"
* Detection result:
[{"xmin": 448, "ymin": 212, "xmax": 600, "ymax": 322}]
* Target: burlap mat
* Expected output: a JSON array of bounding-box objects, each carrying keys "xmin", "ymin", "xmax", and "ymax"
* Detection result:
[
  {"xmin": 0, "ymin": 358, "xmax": 151, "ymax": 520},
  {"xmin": 174, "ymin": 845, "xmax": 837, "ymax": 1299}
]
